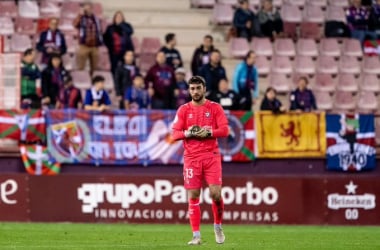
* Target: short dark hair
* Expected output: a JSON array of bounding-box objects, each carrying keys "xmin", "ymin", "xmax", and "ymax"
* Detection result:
[
  {"xmin": 211, "ymin": 49, "xmax": 221, "ymax": 55},
  {"xmin": 23, "ymin": 48, "xmax": 34, "ymax": 56},
  {"xmin": 239, "ymin": 0, "xmax": 248, "ymax": 4},
  {"xmin": 133, "ymin": 74, "xmax": 144, "ymax": 80},
  {"xmin": 299, "ymin": 76, "xmax": 309, "ymax": 85},
  {"xmin": 188, "ymin": 76, "xmax": 206, "ymax": 87},
  {"xmin": 63, "ymin": 74, "xmax": 73, "ymax": 84},
  {"xmin": 265, "ymin": 87, "xmax": 276, "ymax": 94},
  {"xmin": 204, "ymin": 34, "xmax": 213, "ymax": 41},
  {"xmin": 92, "ymin": 75, "xmax": 105, "ymax": 85},
  {"xmin": 245, "ymin": 50, "xmax": 255, "ymax": 60},
  {"xmin": 165, "ymin": 33, "xmax": 176, "ymax": 43}
]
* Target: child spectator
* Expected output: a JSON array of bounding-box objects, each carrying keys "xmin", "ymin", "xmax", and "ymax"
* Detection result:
[
  {"xmin": 124, "ymin": 75, "xmax": 151, "ymax": 110},
  {"xmin": 233, "ymin": 0, "xmax": 261, "ymax": 41},
  {"xmin": 57, "ymin": 75, "xmax": 83, "ymax": 109},
  {"xmin": 36, "ymin": 18, "xmax": 67, "ymax": 66},
  {"xmin": 84, "ymin": 75, "xmax": 111, "ymax": 111},
  {"xmin": 290, "ymin": 77, "xmax": 317, "ymax": 112},
  {"xmin": 258, "ymin": 0, "xmax": 284, "ymax": 39},
  {"xmin": 159, "ymin": 33, "xmax": 183, "ymax": 69},
  {"xmin": 191, "ymin": 35, "xmax": 216, "ymax": 76},
  {"xmin": 41, "ymin": 54, "xmax": 69, "ymax": 108},
  {"xmin": 21, "ymin": 49, "xmax": 41, "ymax": 109},
  {"xmin": 209, "ymin": 79, "xmax": 241, "ymax": 110},
  {"xmin": 73, "ymin": 2, "xmax": 103, "ymax": 75},
  {"xmin": 103, "ymin": 11, "xmax": 134, "ymax": 75},
  {"xmin": 233, "ymin": 50, "xmax": 259, "ymax": 110},
  {"xmin": 174, "ymin": 67, "xmax": 190, "ymax": 108},
  {"xmin": 198, "ymin": 49, "xmax": 227, "ymax": 94},
  {"xmin": 260, "ymin": 87, "xmax": 285, "ymax": 113},
  {"xmin": 145, "ymin": 51, "xmax": 176, "ymax": 109}
]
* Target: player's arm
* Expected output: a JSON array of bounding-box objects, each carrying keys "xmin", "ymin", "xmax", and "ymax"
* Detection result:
[
  {"xmin": 171, "ymin": 106, "xmax": 193, "ymax": 140},
  {"xmin": 210, "ymin": 104, "xmax": 229, "ymax": 138}
]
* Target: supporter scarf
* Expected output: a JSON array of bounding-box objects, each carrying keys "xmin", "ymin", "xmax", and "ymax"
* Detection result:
[{"xmin": 46, "ymin": 30, "xmax": 61, "ymax": 47}]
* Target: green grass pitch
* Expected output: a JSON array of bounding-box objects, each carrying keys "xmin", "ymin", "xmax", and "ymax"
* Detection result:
[{"xmin": 0, "ymin": 223, "xmax": 379, "ymax": 250}]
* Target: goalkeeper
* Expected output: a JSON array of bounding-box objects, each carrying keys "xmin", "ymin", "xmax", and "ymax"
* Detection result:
[{"xmin": 171, "ymin": 76, "xmax": 229, "ymax": 245}]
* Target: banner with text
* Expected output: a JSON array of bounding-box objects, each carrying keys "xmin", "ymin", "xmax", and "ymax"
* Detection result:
[
  {"xmin": 45, "ymin": 110, "xmax": 254, "ymax": 165},
  {"xmin": 326, "ymin": 114, "xmax": 376, "ymax": 171},
  {"xmin": 255, "ymin": 112, "xmax": 326, "ymax": 158}
]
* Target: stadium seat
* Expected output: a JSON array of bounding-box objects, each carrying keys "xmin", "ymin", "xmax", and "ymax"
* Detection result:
[
  {"xmin": 272, "ymin": 0, "xmax": 283, "ymax": 8},
  {"xmin": 362, "ymin": 56, "xmax": 380, "ymax": 74},
  {"xmin": 255, "ymin": 56, "xmax": 271, "ymax": 75},
  {"xmin": 319, "ymin": 38, "xmax": 340, "ymax": 57},
  {"xmin": 283, "ymin": 22, "xmax": 297, "ymax": 39},
  {"xmin": 336, "ymin": 73, "xmax": 358, "ymax": 93},
  {"xmin": 0, "ymin": 2, "xmax": 18, "ymax": 18},
  {"xmin": 65, "ymin": 35, "xmax": 78, "ymax": 54},
  {"xmin": 62, "ymin": 54, "xmax": 76, "ymax": 71},
  {"xmin": 269, "ymin": 72, "xmax": 292, "ymax": 93},
  {"xmin": 0, "ymin": 17, "xmax": 15, "ymax": 36},
  {"xmin": 274, "ymin": 38, "xmax": 296, "ymax": 57},
  {"xmin": 71, "ymin": 70, "xmax": 91, "ymax": 89},
  {"xmin": 218, "ymin": 0, "xmax": 238, "ymax": 6},
  {"xmin": 249, "ymin": 0, "xmax": 261, "ymax": 8},
  {"xmin": 316, "ymin": 56, "xmax": 338, "ymax": 74},
  {"xmin": 283, "ymin": 0, "xmax": 305, "ymax": 7},
  {"xmin": 314, "ymin": 91, "xmax": 333, "ymax": 110},
  {"xmin": 342, "ymin": 39, "xmax": 363, "ymax": 58},
  {"xmin": 357, "ymin": 91, "xmax": 378, "ymax": 112},
  {"xmin": 138, "ymin": 53, "xmax": 156, "ymax": 73},
  {"xmin": 191, "ymin": 0, "xmax": 216, "ymax": 8},
  {"xmin": 140, "ymin": 37, "xmax": 161, "ymax": 55},
  {"xmin": 294, "ymin": 56, "xmax": 316, "ymax": 74},
  {"xmin": 18, "ymin": 0, "xmax": 40, "ymax": 19},
  {"xmin": 303, "ymin": 4, "xmax": 325, "ymax": 23},
  {"xmin": 211, "ymin": 4, "xmax": 234, "ymax": 25},
  {"xmin": 39, "ymin": 0, "xmax": 61, "ymax": 18},
  {"xmin": 92, "ymin": 2, "xmax": 104, "ymax": 17},
  {"xmin": 58, "ymin": 18, "xmax": 77, "ymax": 37},
  {"xmin": 313, "ymin": 73, "xmax": 336, "ymax": 92},
  {"xmin": 10, "ymin": 34, "xmax": 32, "ymax": 53},
  {"xmin": 97, "ymin": 48, "xmax": 111, "ymax": 71},
  {"xmin": 14, "ymin": 17, "xmax": 37, "ymax": 36},
  {"xmin": 360, "ymin": 74, "xmax": 380, "ymax": 93},
  {"xmin": 251, "ymin": 38, "xmax": 273, "ymax": 57},
  {"xmin": 271, "ymin": 56, "xmax": 293, "ymax": 74},
  {"xmin": 132, "ymin": 37, "xmax": 140, "ymax": 56},
  {"xmin": 325, "ymin": 6, "xmax": 346, "ymax": 22},
  {"xmin": 334, "ymin": 91, "xmax": 356, "ymax": 110},
  {"xmin": 229, "ymin": 38, "xmax": 250, "ymax": 58},
  {"xmin": 93, "ymin": 71, "xmax": 114, "ymax": 91},
  {"xmin": 328, "ymin": 0, "xmax": 349, "ymax": 8},
  {"xmin": 299, "ymin": 22, "xmax": 321, "ymax": 40},
  {"xmin": 297, "ymin": 39, "xmax": 318, "ymax": 57},
  {"xmin": 307, "ymin": 0, "xmax": 327, "ymax": 8},
  {"xmin": 281, "ymin": 4, "xmax": 302, "ymax": 23},
  {"xmin": 61, "ymin": 1, "xmax": 81, "ymax": 19},
  {"xmin": 339, "ymin": 56, "xmax": 361, "ymax": 75}
]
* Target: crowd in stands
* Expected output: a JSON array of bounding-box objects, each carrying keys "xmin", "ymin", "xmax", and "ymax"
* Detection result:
[{"xmin": 17, "ymin": 0, "xmax": 380, "ymax": 114}]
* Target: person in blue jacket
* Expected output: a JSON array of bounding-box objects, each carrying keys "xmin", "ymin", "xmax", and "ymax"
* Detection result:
[{"xmin": 233, "ymin": 50, "xmax": 258, "ymax": 110}]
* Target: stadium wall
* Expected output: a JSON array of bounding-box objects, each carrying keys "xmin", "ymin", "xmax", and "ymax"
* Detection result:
[{"xmin": 0, "ymin": 158, "xmax": 379, "ymax": 225}]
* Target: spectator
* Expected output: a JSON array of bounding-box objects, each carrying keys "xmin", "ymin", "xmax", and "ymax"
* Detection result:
[
  {"xmin": 232, "ymin": 50, "xmax": 259, "ymax": 110},
  {"xmin": 56, "ymin": 75, "xmax": 83, "ymax": 109},
  {"xmin": 41, "ymin": 54, "xmax": 69, "ymax": 108},
  {"xmin": 36, "ymin": 17, "xmax": 67, "ymax": 66},
  {"xmin": 346, "ymin": 0, "xmax": 377, "ymax": 44},
  {"xmin": 84, "ymin": 75, "xmax": 111, "ymax": 111},
  {"xmin": 160, "ymin": 33, "xmax": 183, "ymax": 69},
  {"xmin": 233, "ymin": 0, "xmax": 261, "ymax": 41},
  {"xmin": 174, "ymin": 67, "xmax": 190, "ymax": 108},
  {"xmin": 198, "ymin": 49, "xmax": 227, "ymax": 94},
  {"xmin": 290, "ymin": 77, "xmax": 317, "ymax": 112},
  {"xmin": 103, "ymin": 11, "xmax": 134, "ymax": 75},
  {"xmin": 209, "ymin": 79, "xmax": 240, "ymax": 110},
  {"xmin": 260, "ymin": 87, "xmax": 285, "ymax": 113},
  {"xmin": 257, "ymin": 0, "xmax": 284, "ymax": 39},
  {"xmin": 191, "ymin": 35, "xmax": 215, "ymax": 76},
  {"xmin": 369, "ymin": 0, "xmax": 380, "ymax": 36},
  {"xmin": 124, "ymin": 75, "xmax": 151, "ymax": 110},
  {"xmin": 73, "ymin": 1, "xmax": 103, "ymax": 76},
  {"xmin": 145, "ymin": 51, "xmax": 176, "ymax": 109},
  {"xmin": 21, "ymin": 49, "xmax": 41, "ymax": 109}
]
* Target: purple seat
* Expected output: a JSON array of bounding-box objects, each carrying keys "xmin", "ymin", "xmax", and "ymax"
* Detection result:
[
  {"xmin": 360, "ymin": 74, "xmax": 380, "ymax": 92},
  {"xmin": 70, "ymin": 70, "xmax": 91, "ymax": 89},
  {"xmin": 314, "ymin": 91, "xmax": 333, "ymax": 110},
  {"xmin": 229, "ymin": 38, "xmax": 250, "ymax": 58},
  {"xmin": 281, "ymin": 4, "xmax": 302, "ymax": 23},
  {"xmin": 141, "ymin": 37, "xmax": 161, "ymax": 55},
  {"xmin": 14, "ymin": 17, "xmax": 36, "ymax": 36},
  {"xmin": 339, "ymin": 55, "xmax": 361, "ymax": 74},
  {"xmin": 255, "ymin": 56, "xmax": 271, "ymax": 75},
  {"xmin": 328, "ymin": 0, "xmax": 349, "ymax": 8},
  {"xmin": 316, "ymin": 56, "xmax": 338, "ymax": 74},
  {"xmin": 362, "ymin": 56, "xmax": 380, "ymax": 74},
  {"xmin": 336, "ymin": 73, "xmax": 358, "ymax": 93},
  {"xmin": 357, "ymin": 91, "xmax": 378, "ymax": 112},
  {"xmin": 272, "ymin": 56, "xmax": 293, "ymax": 74},
  {"xmin": 18, "ymin": 0, "xmax": 40, "ymax": 19},
  {"xmin": 303, "ymin": 4, "xmax": 325, "ymax": 23},
  {"xmin": 294, "ymin": 56, "xmax": 316, "ymax": 74},
  {"xmin": 326, "ymin": 6, "xmax": 346, "ymax": 22},
  {"xmin": 297, "ymin": 39, "xmax": 318, "ymax": 57},
  {"xmin": 269, "ymin": 73, "xmax": 291, "ymax": 93},
  {"xmin": 0, "ymin": 2, "xmax": 18, "ymax": 18},
  {"xmin": 40, "ymin": 0, "xmax": 61, "ymax": 18},
  {"xmin": 191, "ymin": 0, "xmax": 216, "ymax": 8},
  {"xmin": 251, "ymin": 38, "xmax": 273, "ymax": 57},
  {"xmin": 0, "ymin": 17, "xmax": 15, "ymax": 35},
  {"xmin": 334, "ymin": 91, "xmax": 356, "ymax": 110},
  {"xmin": 274, "ymin": 38, "xmax": 295, "ymax": 57},
  {"xmin": 319, "ymin": 38, "xmax": 340, "ymax": 57},
  {"xmin": 93, "ymin": 71, "xmax": 114, "ymax": 91},
  {"xmin": 342, "ymin": 39, "xmax": 363, "ymax": 57},
  {"xmin": 61, "ymin": 1, "xmax": 81, "ymax": 19},
  {"xmin": 313, "ymin": 73, "xmax": 336, "ymax": 92},
  {"xmin": 10, "ymin": 34, "xmax": 32, "ymax": 53},
  {"xmin": 211, "ymin": 4, "xmax": 234, "ymax": 25}
]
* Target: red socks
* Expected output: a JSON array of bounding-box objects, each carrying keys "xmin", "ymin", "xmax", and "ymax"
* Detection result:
[
  {"xmin": 188, "ymin": 198, "xmax": 201, "ymax": 233},
  {"xmin": 212, "ymin": 198, "xmax": 224, "ymax": 225}
]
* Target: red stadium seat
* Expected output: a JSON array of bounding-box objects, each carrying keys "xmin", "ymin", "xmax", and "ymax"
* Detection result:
[
  {"xmin": 314, "ymin": 73, "xmax": 336, "ymax": 92},
  {"xmin": 269, "ymin": 73, "xmax": 292, "ymax": 93},
  {"xmin": 334, "ymin": 91, "xmax": 356, "ymax": 110},
  {"xmin": 191, "ymin": 0, "xmax": 216, "ymax": 8},
  {"xmin": 303, "ymin": 4, "xmax": 325, "ymax": 23},
  {"xmin": 319, "ymin": 38, "xmax": 341, "ymax": 57},
  {"xmin": 10, "ymin": 34, "xmax": 32, "ymax": 53},
  {"xmin": 39, "ymin": 0, "xmax": 61, "ymax": 18},
  {"xmin": 272, "ymin": 0, "xmax": 283, "ymax": 8},
  {"xmin": 314, "ymin": 91, "xmax": 333, "ymax": 110},
  {"xmin": 14, "ymin": 17, "xmax": 37, "ymax": 36},
  {"xmin": 58, "ymin": 18, "xmax": 77, "ymax": 37},
  {"xmin": 138, "ymin": 53, "xmax": 156, "ymax": 73},
  {"xmin": 283, "ymin": 22, "xmax": 297, "ymax": 39},
  {"xmin": 357, "ymin": 91, "xmax": 378, "ymax": 112},
  {"xmin": 229, "ymin": 38, "xmax": 250, "ymax": 58},
  {"xmin": 342, "ymin": 39, "xmax": 363, "ymax": 58},
  {"xmin": 18, "ymin": 0, "xmax": 40, "ymax": 19},
  {"xmin": 0, "ymin": 2, "xmax": 18, "ymax": 18},
  {"xmin": 71, "ymin": 70, "xmax": 91, "ymax": 89},
  {"xmin": 316, "ymin": 56, "xmax": 338, "ymax": 74},
  {"xmin": 294, "ymin": 56, "xmax": 316, "ymax": 75},
  {"xmin": 132, "ymin": 37, "xmax": 140, "ymax": 56},
  {"xmin": 255, "ymin": 56, "xmax": 271, "ymax": 75},
  {"xmin": 274, "ymin": 38, "xmax": 296, "ymax": 57},
  {"xmin": 0, "ymin": 17, "xmax": 15, "ymax": 36},
  {"xmin": 61, "ymin": 1, "xmax": 81, "ymax": 19},
  {"xmin": 297, "ymin": 39, "xmax": 318, "ymax": 57},
  {"xmin": 307, "ymin": 0, "xmax": 327, "ymax": 8},
  {"xmin": 299, "ymin": 22, "xmax": 321, "ymax": 40},
  {"xmin": 328, "ymin": 0, "xmax": 349, "ymax": 8},
  {"xmin": 93, "ymin": 71, "xmax": 114, "ymax": 91},
  {"xmin": 360, "ymin": 74, "xmax": 380, "ymax": 93},
  {"xmin": 362, "ymin": 56, "xmax": 380, "ymax": 74},
  {"xmin": 326, "ymin": 6, "xmax": 346, "ymax": 22},
  {"xmin": 251, "ymin": 38, "xmax": 273, "ymax": 57},
  {"xmin": 283, "ymin": 0, "xmax": 305, "ymax": 7},
  {"xmin": 272, "ymin": 56, "xmax": 293, "ymax": 74},
  {"xmin": 141, "ymin": 37, "xmax": 161, "ymax": 55},
  {"xmin": 336, "ymin": 73, "xmax": 358, "ymax": 93},
  {"xmin": 281, "ymin": 4, "xmax": 302, "ymax": 23},
  {"xmin": 339, "ymin": 56, "xmax": 361, "ymax": 75},
  {"xmin": 211, "ymin": 4, "xmax": 234, "ymax": 25},
  {"xmin": 62, "ymin": 54, "xmax": 76, "ymax": 71}
]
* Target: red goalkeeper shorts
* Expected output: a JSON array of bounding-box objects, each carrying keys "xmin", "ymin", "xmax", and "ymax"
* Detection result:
[{"xmin": 183, "ymin": 155, "xmax": 222, "ymax": 189}]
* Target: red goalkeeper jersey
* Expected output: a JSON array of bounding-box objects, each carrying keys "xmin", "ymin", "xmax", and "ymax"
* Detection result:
[{"xmin": 171, "ymin": 100, "xmax": 229, "ymax": 159}]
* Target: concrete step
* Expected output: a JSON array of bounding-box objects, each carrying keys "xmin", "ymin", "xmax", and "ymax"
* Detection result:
[{"xmin": 98, "ymin": 0, "xmax": 190, "ymax": 12}]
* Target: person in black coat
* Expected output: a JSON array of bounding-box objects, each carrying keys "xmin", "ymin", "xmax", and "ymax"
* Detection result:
[
  {"xmin": 190, "ymin": 35, "xmax": 215, "ymax": 76},
  {"xmin": 260, "ymin": 87, "xmax": 285, "ymax": 113},
  {"xmin": 233, "ymin": 0, "xmax": 261, "ymax": 41},
  {"xmin": 103, "ymin": 11, "xmax": 134, "ymax": 75},
  {"xmin": 41, "ymin": 54, "xmax": 69, "ymax": 108},
  {"xmin": 289, "ymin": 77, "xmax": 317, "ymax": 112},
  {"xmin": 159, "ymin": 33, "xmax": 183, "ymax": 70},
  {"xmin": 198, "ymin": 50, "xmax": 227, "ymax": 95},
  {"xmin": 209, "ymin": 79, "xmax": 241, "ymax": 110}
]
